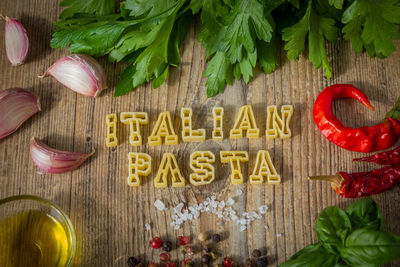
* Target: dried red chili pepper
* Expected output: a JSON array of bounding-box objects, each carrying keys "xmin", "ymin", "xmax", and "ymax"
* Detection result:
[
  {"xmin": 309, "ymin": 164, "xmax": 400, "ymax": 198},
  {"xmin": 313, "ymin": 84, "xmax": 400, "ymax": 153},
  {"xmin": 353, "ymin": 145, "xmax": 400, "ymax": 165}
]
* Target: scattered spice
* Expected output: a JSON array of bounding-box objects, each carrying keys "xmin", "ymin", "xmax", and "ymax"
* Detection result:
[
  {"xmin": 251, "ymin": 249, "xmax": 261, "ymax": 258},
  {"xmin": 245, "ymin": 259, "xmax": 252, "ymax": 267},
  {"xmin": 159, "ymin": 253, "xmax": 170, "ymax": 262},
  {"xmin": 211, "ymin": 234, "xmax": 221, "ymax": 243},
  {"xmin": 162, "ymin": 241, "xmax": 172, "ymax": 252},
  {"xmin": 178, "ymin": 236, "xmax": 189, "ymax": 246},
  {"xmin": 148, "ymin": 264, "xmax": 159, "ymax": 267},
  {"xmin": 223, "ymin": 257, "xmax": 234, "ymax": 267},
  {"xmin": 256, "ymin": 257, "xmax": 268, "ymax": 267},
  {"xmin": 198, "ymin": 232, "xmax": 209, "ymax": 242},
  {"xmin": 150, "ymin": 237, "xmax": 163, "ymax": 249},
  {"xmin": 203, "ymin": 245, "xmax": 212, "ymax": 253},
  {"xmin": 210, "ymin": 250, "xmax": 220, "ymax": 260},
  {"xmin": 184, "ymin": 259, "xmax": 194, "ymax": 267},
  {"xmin": 202, "ymin": 254, "xmax": 212, "ymax": 264},
  {"xmin": 127, "ymin": 257, "xmax": 139, "ymax": 267}
]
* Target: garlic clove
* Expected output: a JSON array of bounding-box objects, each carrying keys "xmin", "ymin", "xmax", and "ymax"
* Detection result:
[
  {"xmin": 4, "ymin": 16, "xmax": 29, "ymax": 66},
  {"xmin": 30, "ymin": 137, "xmax": 94, "ymax": 174},
  {"xmin": 40, "ymin": 54, "xmax": 107, "ymax": 97},
  {"xmin": 0, "ymin": 88, "xmax": 40, "ymax": 140}
]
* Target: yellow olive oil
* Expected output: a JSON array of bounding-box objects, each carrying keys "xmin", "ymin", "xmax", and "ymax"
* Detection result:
[{"xmin": 0, "ymin": 210, "xmax": 71, "ymax": 267}]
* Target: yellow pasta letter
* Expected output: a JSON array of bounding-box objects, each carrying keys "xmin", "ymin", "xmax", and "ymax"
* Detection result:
[
  {"xmin": 106, "ymin": 113, "xmax": 118, "ymax": 147},
  {"xmin": 266, "ymin": 105, "xmax": 293, "ymax": 139},
  {"xmin": 220, "ymin": 151, "xmax": 249, "ymax": 184},
  {"xmin": 181, "ymin": 108, "xmax": 206, "ymax": 142},
  {"xmin": 249, "ymin": 150, "xmax": 280, "ymax": 184},
  {"xmin": 190, "ymin": 151, "xmax": 215, "ymax": 185},
  {"xmin": 154, "ymin": 153, "xmax": 186, "ymax": 187},
  {"xmin": 148, "ymin": 112, "xmax": 178, "ymax": 146},
  {"xmin": 212, "ymin": 107, "xmax": 224, "ymax": 141},
  {"xmin": 127, "ymin": 152, "xmax": 152, "ymax": 186},
  {"xmin": 120, "ymin": 112, "xmax": 148, "ymax": 146},
  {"xmin": 230, "ymin": 105, "xmax": 259, "ymax": 139}
]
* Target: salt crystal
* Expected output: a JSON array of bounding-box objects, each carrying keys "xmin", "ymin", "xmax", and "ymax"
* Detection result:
[
  {"xmin": 226, "ymin": 198, "xmax": 235, "ymax": 206},
  {"xmin": 176, "ymin": 219, "xmax": 183, "ymax": 225},
  {"xmin": 277, "ymin": 233, "xmax": 283, "ymax": 237},
  {"xmin": 239, "ymin": 219, "xmax": 248, "ymax": 225},
  {"xmin": 264, "ymin": 225, "xmax": 269, "ymax": 230},
  {"xmin": 236, "ymin": 189, "xmax": 243, "ymax": 196},
  {"xmin": 154, "ymin": 200, "xmax": 166, "ymax": 211},
  {"xmin": 229, "ymin": 210, "xmax": 236, "ymax": 216},
  {"xmin": 248, "ymin": 211, "xmax": 258, "ymax": 218},
  {"xmin": 145, "ymin": 223, "xmax": 151, "ymax": 231},
  {"xmin": 174, "ymin": 225, "xmax": 180, "ymax": 230},
  {"xmin": 231, "ymin": 215, "xmax": 238, "ymax": 221},
  {"xmin": 240, "ymin": 225, "xmax": 247, "ymax": 232},
  {"xmin": 218, "ymin": 200, "xmax": 225, "ymax": 209},
  {"xmin": 172, "ymin": 215, "xmax": 178, "ymax": 220},
  {"xmin": 170, "ymin": 222, "xmax": 176, "ymax": 226},
  {"xmin": 174, "ymin": 203, "xmax": 184, "ymax": 213},
  {"xmin": 258, "ymin": 205, "xmax": 268, "ymax": 214},
  {"xmin": 225, "ymin": 207, "xmax": 233, "ymax": 212},
  {"xmin": 211, "ymin": 195, "xmax": 216, "ymax": 201},
  {"xmin": 204, "ymin": 201, "xmax": 209, "ymax": 206}
]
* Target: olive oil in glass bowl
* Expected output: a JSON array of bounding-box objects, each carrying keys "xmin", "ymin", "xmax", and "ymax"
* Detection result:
[{"xmin": 0, "ymin": 195, "xmax": 76, "ymax": 267}]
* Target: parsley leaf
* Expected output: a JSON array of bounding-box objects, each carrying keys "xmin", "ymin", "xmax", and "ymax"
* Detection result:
[
  {"xmin": 342, "ymin": 0, "xmax": 400, "ymax": 58},
  {"xmin": 204, "ymin": 52, "xmax": 233, "ymax": 97},
  {"xmin": 59, "ymin": 0, "xmax": 115, "ymax": 20},
  {"xmin": 282, "ymin": 1, "xmax": 338, "ymax": 79}
]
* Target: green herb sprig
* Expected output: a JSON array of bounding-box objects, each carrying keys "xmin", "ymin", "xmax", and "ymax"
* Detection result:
[
  {"xmin": 280, "ymin": 198, "xmax": 400, "ymax": 267},
  {"xmin": 51, "ymin": 0, "xmax": 400, "ymax": 97}
]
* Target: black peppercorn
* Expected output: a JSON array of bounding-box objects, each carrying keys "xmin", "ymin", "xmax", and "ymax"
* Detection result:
[
  {"xmin": 256, "ymin": 257, "xmax": 268, "ymax": 267},
  {"xmin": 251, "ymin": 249, "xmax": 261, "ymax": 258},
  {"xmin": 202, "ymin": 254, "xmax": 212, "ymax": 264},
  {"xmin": 203, "ymin": 245, "xmax": 212, "ymax": 253},
  {"xmin": 127, "ymin": 257, "xmax": 139, "ymax": 267},
  {"xmin": 211, "ymin": 234, "xmax": 221, "ymax": 243},
  {"xmin": 162, "ymin": 241, "xmax": 172, "ymax": 252}
]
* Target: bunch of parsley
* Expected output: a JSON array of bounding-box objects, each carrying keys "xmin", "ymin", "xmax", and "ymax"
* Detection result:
[{"xmin": 51, "ymin": 0, "xmax": 400, "ymax": 97}]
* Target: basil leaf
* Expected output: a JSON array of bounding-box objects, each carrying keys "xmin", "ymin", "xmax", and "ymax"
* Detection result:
[
  {"xmin": 340, "ymin": 228, "xmax": 400, "ymax": 267},
  {"xmin": 315, "ymin": 207, "xmax": 352, "ymax": 254},
  {"xmin": 346, "ymin": 198, "xmax": 383, "ymax": 231},
  {"xmin": 279, "ymin": 243, "xmax": 339, "ymax": 267}
]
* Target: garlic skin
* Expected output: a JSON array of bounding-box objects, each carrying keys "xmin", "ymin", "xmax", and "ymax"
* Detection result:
[
  {"xmin": 30, "ymin": 137, "xmax": 94, "ymax": 174},
  {"xmin": 41, "ymin": 54, "xmax": 107, "ymax": 97},
  {"xmin": 0, "ymin": 88, "xmax": 40, "ymax": 140},
  {"xmin": 4, "ymin": 16, "xmax": 29, "ymax": 66}
]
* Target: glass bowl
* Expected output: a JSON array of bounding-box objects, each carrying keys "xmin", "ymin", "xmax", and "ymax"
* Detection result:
[{"xmin": 0, "ymin": 195, "xmax": 76, "ymax": 267}]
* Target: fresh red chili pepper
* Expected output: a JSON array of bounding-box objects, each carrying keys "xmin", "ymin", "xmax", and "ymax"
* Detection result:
[
  {"xmin": 353, "ymin": 144, "xmax": 400, "ymax": 165},
  {"xmin": 309, "ymin": 164, "xmax": 400, "ymax": 198},
  {"xmin": 313, "ymin": 84, "xmax": 400, "ymax": 153}
]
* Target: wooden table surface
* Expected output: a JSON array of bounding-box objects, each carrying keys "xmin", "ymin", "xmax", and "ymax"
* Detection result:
[{"xmin": 1, "ymin": 1, "xmax": 400, "ymax": 266}]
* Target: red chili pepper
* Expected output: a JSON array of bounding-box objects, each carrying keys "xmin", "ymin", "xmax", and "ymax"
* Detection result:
[
  {"xmin": 313, "ymin": 84, "xmax": 400, "ymax": 153},
  {"xmin": 309, "ymin": 164, "xmax": 400, "ymax": 198},
  {"xmin": 353, "ymin": 145, "xmax": 400, "ymax": 165}
]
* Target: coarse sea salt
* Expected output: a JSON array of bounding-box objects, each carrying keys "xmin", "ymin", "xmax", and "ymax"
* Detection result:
[
  {"xmin": 258, "ymin": 205, "xmax": 268, "ymax": 214},
  {"xmin": 145, "ymin": 223, "xmax": 151, "ymax": 231},
  {"xmin": 240, "ymin": 225, "xmax": 247, "ymax": 232},
  {"xmin": 154, "ymin": 200, "xmax": 166, "ymax": 211}
]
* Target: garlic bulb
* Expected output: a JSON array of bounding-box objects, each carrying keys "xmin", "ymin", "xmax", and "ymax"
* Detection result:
[
  {"xmin": 40, "ymin": 54, "xmax": 107, "ymax": 97},
  {"xmin": 0, "ymin": 88, "xmax": 40, "ymax": 140},
  {"xmin": 4, "ymin": 16, "xmax": 29, "ymax": 66},
  {"xmin": 30, "ymin": 137, "xmax": 94, "ymax": 174}
]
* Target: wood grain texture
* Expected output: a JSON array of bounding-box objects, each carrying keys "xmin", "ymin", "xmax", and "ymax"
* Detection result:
[{"xmin": 0, "ymin": 1, "xmax": 400, "ymax": 266}]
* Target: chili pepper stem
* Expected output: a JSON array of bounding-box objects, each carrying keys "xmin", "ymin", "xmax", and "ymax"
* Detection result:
[{"xmin": 308, "ymin": 175, "xmax": 344, "ymax": 188}]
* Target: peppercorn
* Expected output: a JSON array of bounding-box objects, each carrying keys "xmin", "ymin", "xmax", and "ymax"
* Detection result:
[
  {"xmin": 162, "ymin": 241, "xmax": 172, "ymax": 252},
  {"xmin": 202, "ymin": 254, "xmax": 212, "ymax": 264},
  {"xmin": 198, "ymin": 232, "xmax": 209, "ymax": 242},
  {"xmin": 223, "ymin": 257, "xmax": 233, "ymax": 267},
  {"xmin": 159, "ymin": 253, "xmax": 170, "ymax": 262},
  {"xmin": 210, "ymin": 250, "xmax": 221, "ymax": 260},
  {"xmin": 251, "ymin": 249, "xmax": 261, "ymax": 258},
  {"xmin": 256, "ymin": 257, "xmax": 268, "ymax": 267},
  {"xmin": 203, "ymin": 245, "xmax": 212, "ymax": 253},
  {"xmin": 150, "ymin": 237, "xmax": 163, "ymax": 249},
  {"xmin": 245, "ymin": 259, "xmax": 252, "ymax": 267},
  {"xmin": 184, "ymin": 259, "xmax": 194, "ymax": 267},
  {"xmin": 211, "ymin": 234, "xmax": 221, "ymax": 243},
  {"xmin": 127, "ymin": 257, "xmax": 139, "ymax": 267}
]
